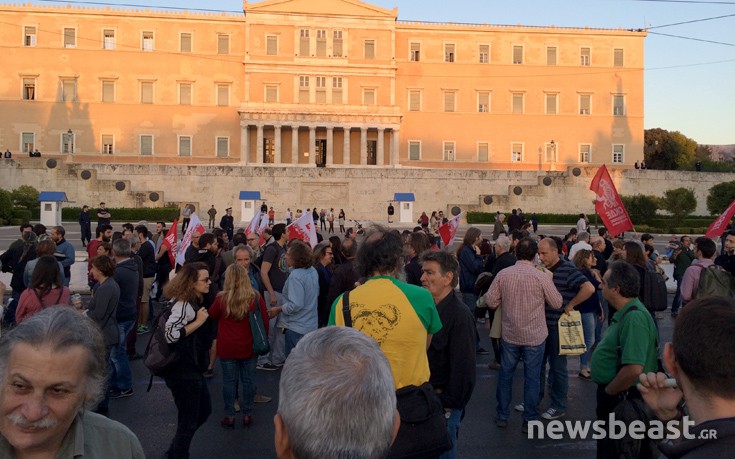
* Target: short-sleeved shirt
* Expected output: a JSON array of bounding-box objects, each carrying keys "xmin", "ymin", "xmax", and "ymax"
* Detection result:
[
  {"xmin": 329, "ymin": 276, "xmax": 442, "ymax": 389},
  {"xmin": 97, "ymin": 208, "xmax": 110, "ymax": 227},
  {"xmin": 261, "ymin": 242, "xmax": 289, "ymax": 293},
  {"xmin": 590, "ymin": 298, "xmax": 659, "ymax": 386},
  {"xmin": 546, "ymin": 259, "xmax": 589, "ymax": 327}
]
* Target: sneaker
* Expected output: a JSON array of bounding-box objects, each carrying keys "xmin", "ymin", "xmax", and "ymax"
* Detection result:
[
  {"xmin": 221, "ymin": 416, "xmax": 235, "ymax": 430},
  {"xmin": 254, "ymin": 394, "xmax": 272, "ymax": 403},
  {"xmin": 136, "ymin": 325, "xmax": 150, "ymax": 335},
  {"xmin": 578, "ymin": 371, "xmax": 592, "ymax": 381},
  {"xmin": 273, "ymin": 361, "xmax": 285, "ymax": 368},
  {"xmin": 495, "ymin": 418, "xmax": 508, "ymax": 428},
  {"xmin": 257, "ymin": 363, "xmax": 280, "ymax": 371},
  {"xmin": 476, "ymin": 347, "xmax": 491, "ymax": 355},
  {"xmin": 233, "ymin": 400, "xmax": 241, "ymax": 413},
  {"xmin": 541, "ymin": 408, "xmax": 566, "ymax": 420},
  {"xmin": 109, "ymin": 388, "xmax": 134, "ymax": 399},
  {"xmin": 203, "ymin": 369, "xmax": 214, "ymax": 378},
  {"xmin": 242, "ymin": 415, "xmax": 253, "ymax": 427},
  {"xmin": 514, "ymin": 403, "xmax": 524, "ymax": 412}
]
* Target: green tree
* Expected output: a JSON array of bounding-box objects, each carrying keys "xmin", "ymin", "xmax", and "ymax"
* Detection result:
[
  {"xmin": 696, "ymin": 144, "xmax": 713, "ymax": 161},
  {"xmin": 11, "ymin": 185, "xmax": 40, "ymax": 210},
  {"xmin": 644, "ymin": 128, "xmax": 698, "ymax": 170},
  {"xmin": 0, "ymin": 189, "xmax": 13, "ymax": 224},
  {"xmin": 620, "ymin": 194, "xmax": 659, "ymax": 224},
  {"xmin": 659, "ymin": 188, "xmax": 696, "ymax": 221},
  {"xmin": 707, "ymin": 181, "xmax": 735, "ymax": 215}
]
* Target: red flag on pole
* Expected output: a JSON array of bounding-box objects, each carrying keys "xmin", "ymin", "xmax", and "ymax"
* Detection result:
[
  {"xmin": 287, "ymin": 211, "xmax": 319, "ymax": 248},
  {"xmin": 589, "ymin": 165, "xmax": 634, "ymax": 237},
  {"xmin": 438, "ymin": 213, "xmax": 462, "ymax": 247},
  {"xmin": 162, "ymin": 218, "xmax": 178, "ymax": 267},
  {"xmin": 175, "ymin": 213, "xmax": 206, "ymax": 266},
  {"xmin": 705, "ymin": 198, "xmax": 735, "ymax": 239},
  {"xmin": 245, "ymin": 211, "xmax": 261, "ymax": 237}
]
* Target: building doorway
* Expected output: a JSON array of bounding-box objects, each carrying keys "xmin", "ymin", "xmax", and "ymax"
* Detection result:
[
  {"xmin": 367, "ymin": 140, "xmax": 377, "ymax": 165},
  {"xmin": 315, "ymin": 139, "xmax": 326, "ymax": 167},
  {"xmin": 263, "ymin": 138, "xmax": 275, "ymax": 163}
]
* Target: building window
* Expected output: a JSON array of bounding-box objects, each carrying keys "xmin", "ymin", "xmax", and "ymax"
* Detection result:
[
  {"xmin": 579, "ymin": 144, "xmax": 591, "ymax": 163},
  {"xmin": 363, "ymin": 88, "xmax": 376, "ymax": 105},
  {"xmin": 180, "ymin": 33, "xmax": 192, "ymax": 53},
  {"xmin": 513, "ymin": 45, "xmax": 523, "ymax": 64},
  {"xmin": 266, "ymin": 35, "xmax": 278, "ymax": 55},
  {"xmin": 408, "ymin": 90, "xmax": 421, "ymax": 111},
  {"xmin": 142, "ymin": 31, "xmax": 154, "ymax": 51},
  {"xmin": 478, "ymin": 92, "xmax": 490, "ymax": 112},
  {"xmin": 580, "ymin": 94, "xmax": 591, "ymax": 115},
  {"xmin": 101, "ymin": 81, "xmax": 114, "ymax": 103},
  {"xmin": 218, "ymin": 34, "xmax": 230, "ymax": 54},
  {"xmin": 613, "ymin": 95, "xmax": 625, "ymax": 116},
  {"xmin": 23, "ymin": 78, "xmax": 36, "ymax": 100},
  {"xmin": 21, "ymin": 132, "xmax": 35, "ymax": 154},
  {"xmin": 364, "ymin": 40, "xmax": 375, "ymax": 59},
  {"xmin": 545, "ymin": 142, "xmax": 557, "ymax": 162},
  {"xmin": 511, "ymin": 143, "xmax": 523, "ymax": 162},
  {"xmin": 265, "ymin": 85, "xmax": 278, "ymax": 103},
  {"xmin": 216, "ymin": 137, "xmax": 229, "ymax": 158},
  {"xmin": 216, "ymin": 84, "xmax": 229, "ymax": 106},
  {"xmin": 63, "ymin": 28, "xmax": 76, "ymax": 48},
  {"xmin": 140, "ymin": 135, "xmax": 153, "ymax": 155},
  {"xmin": 478, "ymin": 142, "xmax": 489, "ymax": 161},
  {"xmin": 409, "ymin": 141, "xmax": 421, "ymax": 160},
  {"xmin": 103, "ymin": 29, "xmax": 115, "ymax": 50},
  {"xmin": 299, "ymin": 76, "xmax": 310, "ymax": 103},
  {"xmin": 444, "ymin": 43, "xmax": 455, "ymax": 63},
  {"xmin": 410, "ymin": 42, "xmax": 420, "ymax": 61},
  {"xmin": 547, "ymin": 46, "xmax": 557, "ymax": 65},
  {"xmin": 101, "ymin": 135, "xmax": 114, "ymax": 154},
  {"xmin": 61, "ymin": 79, "xmax": 76, "ymax": 102},
  {"xmin": 24, "ymin": 26, "xmax": 37, "ymax": 46},
  {"xmin": 512, "ymin": 93, "xmax": 524, "ymax": 114},
  {"xmin": 612, "ymin": 144, "xmax": 624, "ymax": 163},
  {"xmin": 333, "ymin": 30, "xmax": 343, "ymax": 57},
  {"xmin": 580, "ymin": 47, "xmax": 591, "ymax": 66},
  {"xmin": 614, "ymin": 48, "xmax": 624, "ymax": 67},
  {"xmin": 140, "ymin": 81, "xmax": 154, "ymax": 104},
  {"xmin": 332, "ymin": 77, "xmax": 343, "ymax": 104},
  {"xmin": 479, "ymin": 44, "xmax": 490, "ymax": 63},
  {"xmin": 179, "ymin": 83, "xmax": 192, "ymax": 105},
  {"xmin": 61, "ymin": 132, "xmax": 74, "ymax": 154},
  {"xmin": 299, "ymin": 29, "xmax": 310, "ymax": 56},
  {"xmin": 443, "ymin": 91, "xmax": 456, "ymax": 112},
  {"xmin": 316, "ymin": 30, "xmax": 326, "ymax": 57},
  {"xmin": 545, "ymin": 93, "xmax": 558, "ymax": 115},
  {"xmin": 179, "ymin": 136, "xmax": 192, "ymax": 157},
  {"xmin": 443, "ymin": 141, "xmax": 455, "ymax": 161},
  {"xmin": 315, "ymin": 76, "xmax": 326, "ymax": 104}
]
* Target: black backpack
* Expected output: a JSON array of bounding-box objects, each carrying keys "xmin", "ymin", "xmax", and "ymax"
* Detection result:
[
  {"xmin": 642, "ymin": 270, "xmax": 668, "ymax": 312},
  {"xmin": 143, "ymin": 300, "xmax": 179, "ymax": 390}
]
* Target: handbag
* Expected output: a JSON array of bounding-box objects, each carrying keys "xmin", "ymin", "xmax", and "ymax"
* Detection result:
[
  {"xmin": 249, "ymin": 294, "xmax": 270, "ymax": 356},
  {"xmin": 342, "ymin": 292, "xmax": 451, "ymax": 458},
  {"xmin": 558, "ymin": 311, "xmax": 586, "ymax": 356}
]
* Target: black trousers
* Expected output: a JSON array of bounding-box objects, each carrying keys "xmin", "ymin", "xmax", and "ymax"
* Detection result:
[{"xmin": 165, "ymin": 375, "xmax": 212, "ymax": 459}]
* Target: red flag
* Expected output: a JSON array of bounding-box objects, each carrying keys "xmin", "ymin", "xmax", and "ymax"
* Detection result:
[
  {"xmin": 589, "ymin": 165, "xmax": 634, "ymax": 238},
  {"xmin": 705, "ymin": 198, "xmax": 735, "ymax": 239},
  {"xmin": 163, "ymin": 218, "xmax": 179, "ymax": 267},
  {"xmin": 257, "ymin": 212, "xmax": 269, "ymax": 245},
  {"xmin": 175, "ymin": 213, "xmax": 206, "ymax": 266},
  {"xmin": 245, "ymin": 211, "xmax": 261, "ymax": 237},
  {"xmin": 438, "ymin": 213, "xmax": 462, "ymax": 247},
  {"xmin": 287, "ymin": 211, "xmax": 319, "ymax": 248}
]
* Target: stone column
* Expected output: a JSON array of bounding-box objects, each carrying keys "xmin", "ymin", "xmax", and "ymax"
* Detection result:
[
  {"xmin": 240, "ymin": 124, "xmax": 249, "ymax": 165},
  {"xmin": 291, "ymin": 126, "xmax": 299, "ymax": 164},
  {"xmin": 360, "ymin": 127, "xmax": 367, "ymax": 165},
  {"xmin": 377, "ymin": 128, "xmax": 385, "ymax": 166},
  {"xmin": 391, "ymin": 128, "xmax": 400, "ymax": 166},
  {"xmin": 255, "ymin": 124, "xmax": 264, "ymax": 164},
  {"xmin": 326, "ymin": 127, "xmax": 334, "ymax": 166},
  {"xmin": 309, "ymin": 126, "xmax": 316, "ymax": 164},
  {"xmin": 274, "ymin": 125, "xmax": 282, "ymax": 164},
  {"xmin": 342, "ymin": 127, "xmax": 351, "ymax": 165}
]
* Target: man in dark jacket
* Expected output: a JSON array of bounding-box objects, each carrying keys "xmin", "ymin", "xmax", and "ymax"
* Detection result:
[
  {"xmin": 110, "ymin": 238, "xmax": 139, "ymax": 398},
  {"xmin": 79, "ymin": 205, "xmax": 92, "ymax": 247},
  {"xmin": 715, "ymin": 230, "xmax": 735, "ymax": 276},
  {"xmin": 507, "ymin": 209, "xmax": 523, "ymax": 233},
  {"xmin": 326, "ymin": 238, "xmax": 360, "ymax": 308},
  {"xmin": 135, "ymin": 225, "xmax": 156, "ymax": 334},
  {"xmin": 421, "ymin": 250, "xmax": 476, "ymax": 457}
]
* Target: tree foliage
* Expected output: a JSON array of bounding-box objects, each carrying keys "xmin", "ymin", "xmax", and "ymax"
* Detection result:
[
  {"xmin": 0, "ymin": 189, "xmax": 13, "ymax": 224},
  {"xmin": 11, "ymin": 185, "xmax": 40, "ymax": 210},
  {"xmin": 620, "ymin": 194, "xmax": 659, "ymax": 224},
  {"xmin": 707, "ymin": 181, "xmax": 735, "ymax": 215},
  {"xmin": 644, "ymin": 128, "xmax": 697, "ymax": 170},
  {"xmin": 659, "ymin": 188, "xmax": 696, "ymax": 221}
]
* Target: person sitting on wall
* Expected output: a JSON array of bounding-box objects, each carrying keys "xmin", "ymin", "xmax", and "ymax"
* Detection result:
[{"xmin": 3, "ymin": 149, "xmax": 11, "ymax": 158}]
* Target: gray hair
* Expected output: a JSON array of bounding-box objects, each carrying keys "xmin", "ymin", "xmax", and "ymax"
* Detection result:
[
  {"xmin": 312, "ymin": 241, "xmax": 331, "ymax": 264},
  {"xmin": 233, "ymin": 243, "xmax": 254, "ymax": 259},
  {"xmin": 577, "ymin": 231, "xmax": 590, "ymax": 243},
  {"xmin": 420, "ymin": 250, "xmax": 460, "ymax": 288},
  {"xmin": 0, "ymin": 307, "xmax": 106, "ymax": 410},
  {"xmin": 112, "ymin": 237, "xmax": 131, "ymax": 258},
  {"xmin": 591, "ymin": 236, "xmax": 605, "ymax": 249},
  {"xmin": 279, "ymin": 327, "xmax": 396, "ymax": 459},
  {"xmin": 495, "ymin": 236, "xmax": 511, "ymax": 253}
]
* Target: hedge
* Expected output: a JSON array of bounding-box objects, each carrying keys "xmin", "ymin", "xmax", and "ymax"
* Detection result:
[
  {"xmin": 61, "ymin": 206, "xmax": 180, "ymax": 223},
  {"xmin": 11, "ymin": 209, "xmax": 32, "ymax": 223},
  {"xmin": 467, "ymin": 212, "xmax": 581, "ymax": 225}
]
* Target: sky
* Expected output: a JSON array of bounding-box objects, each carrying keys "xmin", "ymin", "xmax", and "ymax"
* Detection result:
[{"xmin": 33, "ymin": 0, "xmax": 735, "ymax": 145}]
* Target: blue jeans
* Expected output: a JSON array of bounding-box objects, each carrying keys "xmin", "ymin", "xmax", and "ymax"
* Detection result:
[
  {"xmin": 496, "ymin": 340, "xmax": 545, "ymax": 421},
  {"xmin": 440, "ymin": 408, "xmax": 464, "ymax": 459},
  {"xmin": 580, "ymin": 312, "xmax": 596, "ymax": 370},
  {"xmin": 110, "ymin": 319, "xmax": 135, "ymax": 391},
  {"xmin": 257, "ymin": 291, "xmax": 286, "ymax": 366},
  {"xmin": 284, "ymin": 329, "xmax": 305, "ymax": 358},
  {"xmin": 594, "ymin": 292, "xmax": 606, "ymax": 347},
  {"xmin": 220, "ymin": 358, "xmax": 256, "ymax": 416},
  {"xmin": 540, "ymin": 322, "xmax": 568, "ymax": 412}
]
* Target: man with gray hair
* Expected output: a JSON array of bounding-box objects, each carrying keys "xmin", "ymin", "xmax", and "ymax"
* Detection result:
[
  {"xmin": 568, "ymin": 231, "xmax": 592, "ymax": 260},
  {"xmin": 0, "ymin": 307, "xmax": 144, "ymax": 458},
  {"xmin": 275, "ymin": 326, "xmax": 399, "ymax": 459}
]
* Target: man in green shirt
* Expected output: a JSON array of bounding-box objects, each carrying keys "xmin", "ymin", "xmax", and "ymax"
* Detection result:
[{"xmin": 591, "ymin": 261, "xmax": 658, "ymax": 459}]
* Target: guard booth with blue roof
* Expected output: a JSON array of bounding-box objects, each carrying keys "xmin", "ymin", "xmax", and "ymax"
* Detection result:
[
  {"xmin": 239, "ymin": 191, "xmax": 261, "ymax": 222},
  {"xmin": 394, "ymin": 192, "xmax": 415, "ymax": 223},
  {"xmin": 38, "ymin": 191, "xmax": 68, "ymax": 227}
]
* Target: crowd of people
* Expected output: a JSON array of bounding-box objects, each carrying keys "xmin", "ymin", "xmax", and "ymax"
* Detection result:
[{"xmin": 0, "ymin": 205, "xmax": 734, "ymax": 458}]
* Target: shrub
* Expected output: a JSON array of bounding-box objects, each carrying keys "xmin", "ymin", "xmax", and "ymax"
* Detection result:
[
  {"xmin": 10, "ymin": 208, "xmax": 32, "ymax": 223},
  {"xmin": 11, "ymin": 185, "xmax": 40, "ymax": 211},
  {"xmin": 659, "ymin": 188, "xmax": 696, "ymax": 221},
  {"xmin": 620, "ymin": 195, "xmax": 659, "ymax": 224},
  {"xmin": 0, "ymin": 189, "xmax": 13, "ymax": 224},
  {"xmin": 707, "ymin": 181, "xmax": 735, "ymax": 215}
]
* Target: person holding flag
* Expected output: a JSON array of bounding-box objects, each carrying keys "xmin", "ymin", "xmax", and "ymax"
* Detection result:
[
  {"xmin": 176, "ymin": 213, "xmax": 207, "ymax": 266},
  {"xmin": 439, "ymin": 212, "xmax": 462, "ymax": 248},
  {"xmin": 286, "ymin": 209, "xmax": 319, "ymax": 248},
  {"xmin": 589, "ymin": 165, "xmax": 634, "ymax": 238},
  {"xmin": 154, "ymin": 220, "xmax": 177, "ymax": 302}
]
